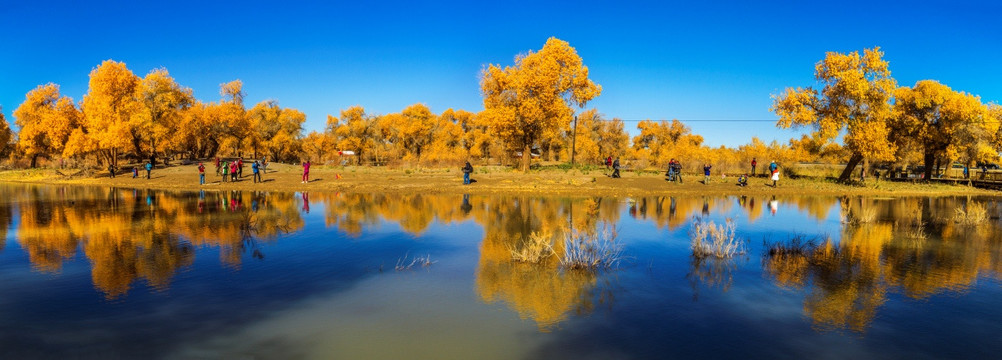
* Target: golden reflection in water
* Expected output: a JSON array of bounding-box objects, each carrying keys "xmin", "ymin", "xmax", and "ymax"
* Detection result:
[
  {"xmin": 764, "ymin": 197, "xmax": 1002, "ymax": 332},
  {"xmin": 8, "ymin": 186, "xmax": 304, "ymax": 298}
]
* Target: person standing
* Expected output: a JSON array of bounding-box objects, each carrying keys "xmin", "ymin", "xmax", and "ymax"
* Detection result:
[
  {"xmin": 751, "ymin": 158, "xmax": 758, "ymax": 176},
  {"xmin": 612, "ymin": 158, "xmax": 621, "ymax": 178},
  {"xmin": 605, "ymin": 156, "xmax": 612, "ymax": 170},
  {"xmin": 252, "ymin": 161, "xmax": 262, "ymax": 183},
  {"xmin": 144, "ymin": 161, "xmax": 152, "ymax": 179},
  {"xmin": 237, "ymin": 158, "xmax": 244, "ymax": 179},
  {"xmin": 198, "ymin": 163, "xmax": 206, "ymax": 185},
  {"xmin": 462, "ymin": 161, "xmax": 474, "ymax": 185},
  {"xmin": 230, "ymin": 161, "xmax": 238, "ymax": 182},
  {"xmin": 132, "ymin": 166, "xmax": 138, "ymax": 179},
  {"xmin": 221, "ymin": 161, "xmax": 229, "ymax": 182},
  {"xmin": 703, "ymin": 163, "xmax": 712, "ymax": 185},
  {"xmin": 214, "ymin": 156, "xmax": 221, "ymax": 175},
  {"xmin": 673, "ymin": 159, "xmax": 684, "ymax": 184},
  {"xmin": 772, "ymin": 168, "xmax": 781, "ymax": 187},
  {"xmin": 108, "ymin": 163, "xmax": 116, "ymax": 179},
  {"xmin": 302, "ymin": 160, "xmax": 311, "ymax": 183},
  {"xmin": 769, "ymin": 160, "xmax": 778, "ymax": 174}
]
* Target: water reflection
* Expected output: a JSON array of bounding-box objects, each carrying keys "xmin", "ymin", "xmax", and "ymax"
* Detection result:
[
  {"xmin": 2, "ymin": 184, "xmax": 1001, "ymax": 335},
  {"xmin": 7, "ymin": 185, "xmax": 303, "ymax": 298},
  {"xmin": 764, "ymin": 197, "xmax": 1002, "ymax": 331}
]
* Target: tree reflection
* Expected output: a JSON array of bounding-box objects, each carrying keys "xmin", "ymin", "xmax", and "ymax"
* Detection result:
[
  {"xmin": 764, "ymin": 197, "xmax": 1002, "ymax": 332},
  {"xmin": 6, "ymin": 185, "xmax": 303, "ymax": 298}
]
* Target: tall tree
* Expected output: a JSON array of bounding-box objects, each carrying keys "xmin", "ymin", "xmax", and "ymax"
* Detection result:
[
  {"xmin": 14, "ymin": 84, "xmax": 82, "ymax": 167},
  {"xmin": 772, "ymin": 47, "xmax": 897, "ymax": 182},
  {"xmin": 79, "ymin": 60, "xmax": 140, "ymax": 167},
  {"xmin": 329, "ymin": 105, "xmax": 377, "ymax": 165},
  {"xmin": 892, "ymin": 80, "xmax": 989, "ymax": 179},
  {"xmin": 0, "ymin": 107, "xmax": 12, "ymax": 157},
  {"xmin": 215, "ymin": 81, "xmax": 249, "ymax": 156},
  {"xmin": 132, "ymin": 69, "xmax": 193, "ymax": 164},
  {"xmin": 480, "ymin": 37, "xmax": 602, "ymax": 171}
]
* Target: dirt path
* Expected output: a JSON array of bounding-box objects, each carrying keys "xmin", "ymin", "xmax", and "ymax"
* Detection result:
[{"xmin": 0, "ymin": 163, "xmax": 996, "ymax": 197}]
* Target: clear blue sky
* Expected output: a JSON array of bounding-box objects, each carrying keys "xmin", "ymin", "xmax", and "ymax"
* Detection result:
[{"xmin": 1, "ymin": 0, "xmax": 1000, "ymax": 147}]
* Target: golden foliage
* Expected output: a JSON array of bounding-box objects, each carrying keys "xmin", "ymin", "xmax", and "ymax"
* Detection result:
[
  {"xmin": 13, "ymin": 83, "xmax": 83, "ymax": 165},
  {"xmin": 772, "ymin": 47, "xmax": 897, "ymax": 165},
  {"xmin": 480, "ymin": 37, "xmax": 602, "ymax": 170}
]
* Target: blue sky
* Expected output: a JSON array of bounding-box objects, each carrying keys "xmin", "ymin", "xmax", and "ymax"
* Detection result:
[{"xmin": 1, "ymin": 0, "xmax": 999, "ymax": 147}]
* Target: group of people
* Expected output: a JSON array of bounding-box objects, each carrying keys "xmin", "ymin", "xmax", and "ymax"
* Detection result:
[
  {"xmin": 209, "ymin": 157, "xmax": 266, "ymax": 185},
  {"xmin": 605, "ymin": 156, "xmax": 622, "ymax": 178}
]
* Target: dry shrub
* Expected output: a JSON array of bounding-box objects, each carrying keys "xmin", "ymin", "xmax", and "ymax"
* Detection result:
[
  {"xmin": 560, "ymin": 224, "xmax": 622, "ymax": 270},
  {"xmin": 954, "ymin": 201, "xmax": 988, "ymax": 226},
  {"xmin": 507, "ymin": 232, "xmax": 555, "ymax": 263},
  {"xmin": 690, "ymin": 218, "xmax": 744, "ymax": 259}
]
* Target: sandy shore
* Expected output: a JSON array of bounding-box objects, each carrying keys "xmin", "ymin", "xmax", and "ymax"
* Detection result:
[{"xmin": 0, "ymin": 162, "xmax": 996, "ymax": 197}]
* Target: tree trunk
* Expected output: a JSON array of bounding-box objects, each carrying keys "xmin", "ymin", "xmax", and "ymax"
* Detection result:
[
  {"xmin": 838, "ymin": 153, "xmax": 864, "ymax": 183},
  {"xmin": 923, "ymin": 151, "xmax": 935, "ymax": 181},
  {"xmin": 522, "ymin": 144, "xmax": 531, "ymax": 172},
  {"xmin": 30, "ymin": 154, "xmax": 39, "ymax": 168}
]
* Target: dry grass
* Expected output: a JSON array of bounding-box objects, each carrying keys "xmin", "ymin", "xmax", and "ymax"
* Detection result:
[
  {"xmin": 560, "ymin": 224, "xmax": 623, "ymax": 270},
  {"xmin": 842, "ymin": 206, "xmax": 877, "ymax": 224},
  {"xmin": 689, "ymin": 218, "xmax": 744, "ymax": 259},
  {"xmin": 954, "ymin": 201, "xmax": 988, "ymax": 225},
  {"xmin": 507, "ymin": 231, "xmax": 555, "ymax": 263},
  {"xmin": 395, "ymin": 253, "xmax": 436, "ymax": 271},
  {"xmin": 765, "ymin": 234, "xmax": 819, "ymax": 257}
]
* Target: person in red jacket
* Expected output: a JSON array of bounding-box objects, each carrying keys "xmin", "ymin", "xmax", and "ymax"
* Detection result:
[
  {"xmin": 302, "ymin": 160, "xmax": 311, "ymax": 183},
  {"xmin": 198, "ymin": 163, "xmax": 205, "ymax": 185}
]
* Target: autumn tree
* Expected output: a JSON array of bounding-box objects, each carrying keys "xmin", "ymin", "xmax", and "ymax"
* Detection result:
[
  {"xmin": 132, "ymin": 68, "xmax": 194, "ymax": 164},
  {"xmin": 596, "ymin": 117, "xmax": 629, "ymax": 161},
  {"xmin": 215, "ymin": 80, "xmax": 250, "ymax": 156},
  {"xmin": 631, "ymin": 119, "xmax": 704, "ymax": 167},
  {"xmin": 329, "ymin": 106, "xmax": 377, "ymax": 165},
  {"xmin": 480, "ymin": 37, "xmax": 602, "ymax": 171},
  {"xmin": 0, "ymin": 107, "xmax": 12, "ymax": 158},
  {"xmin": 14, "ymin": 84, "xmax": 83, "ymax": 167},
  {"xmin": 567, "ymin": 109, "xmax": 627, "ymax": 165},
  {"xmin": 892, "ymin": 80, "xmax": 991, "ymax": 179},
  {"xmin": 382, "ymin": 103, "xmax": 436, "ymax": 162},
  {"xmin": 302, "ymin": 131, "xmax": 334, "ymax": 163},
  {"xmin": 772, "ymin": 47, "xmax": 897, "ymax": 182},
  {"xmin": 425, "ymin": 108, "xmax": 467, "ymax": 163},
  {"xmin": 77, "ymin": 60, "xmax": 140, "ymax": 167}
]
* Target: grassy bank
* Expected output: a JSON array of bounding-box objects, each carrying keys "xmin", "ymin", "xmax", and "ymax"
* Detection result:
[{"xmin": 0, "ymin": 162, "xmax": 996, "ymax": 197}]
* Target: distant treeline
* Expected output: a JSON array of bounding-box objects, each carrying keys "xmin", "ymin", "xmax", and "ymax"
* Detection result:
[{"xmin": 0, "ymin": 40, "xmax": 998, "ymax": 178}]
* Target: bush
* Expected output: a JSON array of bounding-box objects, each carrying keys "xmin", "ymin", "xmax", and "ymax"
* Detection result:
[
  {"xmin": 954, "ymin": 201, "xmax": 988, "ymax": 225},
  {"xmin": 690, "ymin": 218, "xmax": 744, "ymax": 259},
  {"xmin": 560, "ymin": 224, "xmax": 623, "ymax": 270},
  {"xmin": 507, "ymin": 232, "xmax": 555, "ymax": 263}
]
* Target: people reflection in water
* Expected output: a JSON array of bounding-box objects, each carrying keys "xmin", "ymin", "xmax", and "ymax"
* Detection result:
[
  {"xmin": 198, "ymin": 190, "xmax": 205, "ymax": 213},
  {"xmin": 461, "ymin": 194, "xmax": 473, "ymax": 215},
  {"xmin": 769, "ymin": 196, "xmax": 778, "ymax": 216},
  {"xmin": 702, "ymin": 197, "xmax": 710, "ymax": 216},
  {"xmin": 302, "ymin": 191, "xmax": 310, "ymax": 213}
]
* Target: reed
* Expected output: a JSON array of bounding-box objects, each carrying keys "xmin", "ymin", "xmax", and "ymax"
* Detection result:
[
  {"xmin": 560, "ymin": 225, "xmax": 623, "ymax": 270},
  {"xmin": 954, "ymin": 201, "xmax": 988, "ymax": 226},
  {"xmin": 690, "ymin": 218, "xmax": 743, "ymax": 259},
  {"xmin": 507, "ymin": 231, "xmax": 555, "ymax": 263}
]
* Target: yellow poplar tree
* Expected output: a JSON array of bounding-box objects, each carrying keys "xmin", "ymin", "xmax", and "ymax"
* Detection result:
[
  {"xmin": 79, "ymin": 60, "xmax": 140, "ymax": 167},
  {"xmin": 216, "ymin": 80, "xmax": 249, "ymax": 156},
  {"xmin": 892, "ymin": 80, "xmax": 991, "ymax": 178},
  {"xmin": 772, "ymin": 47, "xmax": 897, "ymax": 182},
  {"xmin": 329, "ymin": 105, "xmax": 377, "ymax": 165},
  {"xmin": 480, "ymin": 37, "xmax": 602, "ymax": 171},
  {"xmin": 0, "ymin": 107, "xmax": 12, "ymax": 157},
  {"xmin": 132, "ymin": 68, "xmax": 193, "ymax": 163},
  {"xmin": 596, "ymin": 117, "xmax": 629, "ymax": 161},
  {"xmin": 14, "ymin": 84, "xmax": 82, "ymax": 167}
]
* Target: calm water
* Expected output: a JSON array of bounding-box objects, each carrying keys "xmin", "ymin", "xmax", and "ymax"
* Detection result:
[{"xmin": 1, "ymin": 183, "xmax": 1001, "ymax": 359}]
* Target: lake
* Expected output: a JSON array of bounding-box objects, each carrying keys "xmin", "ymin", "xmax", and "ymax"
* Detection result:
[{"xmin": 0, "ymin": 183, "xmax": 1000, "ymax": 359}]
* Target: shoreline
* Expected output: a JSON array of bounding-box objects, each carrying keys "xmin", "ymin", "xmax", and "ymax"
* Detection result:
[{"xmin": 0, "ymin": 163, "xmax": 998, "ymax": 198}]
